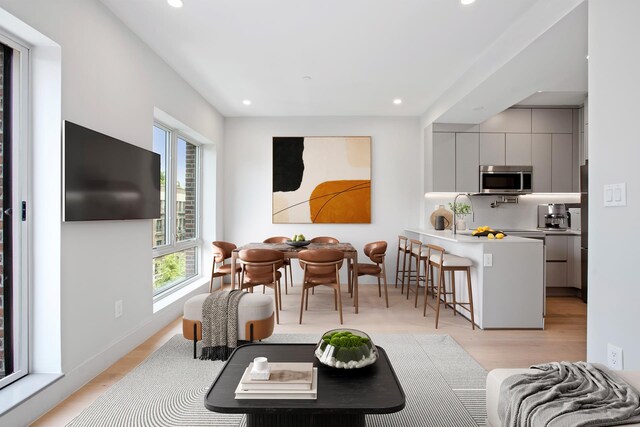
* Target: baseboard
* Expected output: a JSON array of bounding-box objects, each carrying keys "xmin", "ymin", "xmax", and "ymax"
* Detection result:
[{"xmin": 1, "ymin": 282, "xmax": 209, "ymax": 427}]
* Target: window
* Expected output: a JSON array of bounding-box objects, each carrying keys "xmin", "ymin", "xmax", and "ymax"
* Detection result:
[
  {"xmin": 0, "ymin": 35, "xmax": 29, "ymax": 390},
  {"xmin": 152, "ymin": 123, "xmax": 201, "ymax": 297}
]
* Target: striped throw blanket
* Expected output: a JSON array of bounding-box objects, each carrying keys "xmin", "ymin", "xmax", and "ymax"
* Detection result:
[
  {"xmin": 200, "ymin": 290, "xmax": 246, "ymax": 361},
  {"xmin": 499, "ymin": 361, "xmax": 640, "ymax": 427}
]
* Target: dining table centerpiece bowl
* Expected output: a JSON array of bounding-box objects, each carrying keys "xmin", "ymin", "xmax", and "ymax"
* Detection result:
[
  {"xmin": 315, "ymin": 329, "xmax": 378, "ymax": 369},
  {"xmin": 285, "ymin": 240, "xmax": 311, "ymax": 247}
]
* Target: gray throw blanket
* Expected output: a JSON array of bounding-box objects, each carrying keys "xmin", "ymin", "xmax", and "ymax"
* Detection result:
[
  {"xmin": 200, "ymin": 290, "xmax": 246, "ymax": 361},
  {"xmin": 499, "ymin": 362, "xmax": 640, "ymax": 427}
]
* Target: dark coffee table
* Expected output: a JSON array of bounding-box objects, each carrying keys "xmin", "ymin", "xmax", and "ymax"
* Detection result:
[{"xmin": 204, "ymin": 343, "xmax": 405, "ymax": 427}]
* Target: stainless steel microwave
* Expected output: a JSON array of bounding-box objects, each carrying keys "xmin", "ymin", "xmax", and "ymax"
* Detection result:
[{"xmin": 479, "ymin": 165, "xmax": 533, "ymax": 194}]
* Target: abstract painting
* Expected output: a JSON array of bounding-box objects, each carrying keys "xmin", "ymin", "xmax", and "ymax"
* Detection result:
[{"xmin": 272, "ymin": 136, "xmax": 371, "ymax": 223}]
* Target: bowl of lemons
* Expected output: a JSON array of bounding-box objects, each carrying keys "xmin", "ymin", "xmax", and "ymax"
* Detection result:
[
  {"xmin": 471, "ymin": 226, "xmax": 506, "ymax": 240},
  {"xmin": 286, "ymin": 234, "xmax": 310, "ymax": 247}
]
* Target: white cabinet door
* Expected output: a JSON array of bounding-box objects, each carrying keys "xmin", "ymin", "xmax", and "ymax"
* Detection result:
[
  {"xmin": 546, "ymin": 262, "xmax": 568, "ymax": 287},
  {"xmin": 567, "ymin": 236, "xmax": 581, "ymax": 288},
  {"xmin": 479, "ymin": 133, "xmax": 505, "ymax": 165},
  {"xmin": 433, "ymin": 132, "xmax": 456, "ymax": 192},
  {"xmin": 480, "ymin": 109, "xmax": 531, "ymax": 133},
  {"xmin": 506, "ymin": 134, "xmax": 532, "ymax": 165},
  {"xmin": 532, "ymin": 109, "xmax": 573, "ymax": 133},
  {"xmin": 455, "ymin": 133, "xmax": 480, "ymax": 193},
  {"xmin": 532, "ymin": 134, "xmax": 552, "ymax": 192},
  {"xmin": 552, "ymin": 134, "xmax": 573, "ymax": 192},
  {"xmin": 546, "ymin": 235, "xmax": 568, "ymax": 261}
]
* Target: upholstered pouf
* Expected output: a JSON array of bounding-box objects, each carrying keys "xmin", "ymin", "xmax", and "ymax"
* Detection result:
[{"xmin": 182, "ymin": 292, "xmax": 275, "ymax": 358}]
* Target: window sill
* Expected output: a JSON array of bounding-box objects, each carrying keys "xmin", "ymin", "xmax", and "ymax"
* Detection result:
[
  {"xmin": 152, "ymin": 276, "xmax": 209, "ymax": 314},
  {"xmin": 0, "ymin": 373, "xmax": 64, "ymax": 416}
]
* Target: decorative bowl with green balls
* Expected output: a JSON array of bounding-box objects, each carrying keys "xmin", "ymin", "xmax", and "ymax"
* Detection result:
[{"xmin": 314, "ymin": 329, "xmax": 378, "ymax": 369}]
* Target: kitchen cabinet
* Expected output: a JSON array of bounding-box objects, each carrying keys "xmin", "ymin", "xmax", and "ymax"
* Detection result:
[
  {"xmin": 532, "ymin": 109, "xmax": 573, "ymax": 133},
  {"xmin": 480, "ymin": 108, "xmax": 531, "ymax": 133},
  {"xmin": 546, "ymin": 262, "xmax": 568, "ymax": 287},
  {"xmin": 506, "ymin": 134, "xmax": 532, "ymax": 165},
  {"xmin": 551, "ymin": 134, "xmax": 573, "ymax": 192},
  {"xmin": 546, "ymin": 235, "xmax": 568, "ymax": 261},
  {"xmin": 433, "ymin": 132, "xmax": 456, "ymax": 192},
  {"xmin": 532, "ymin": 134, "xmax": 552, "ymax": 192},
  {"xmin": 567, "ymin": 236, "xmax": 581, "ymax": 288},
  {"xmin": 455, "ymin": 133, "xmax": 479, "ymax": 192},
  {"xmin": 479, "ymin": 133, "xmax": 505, "ymax": 165},
  {"xmin": 545, "ymin": 234, "xmax": 581, "ymax": 288}
]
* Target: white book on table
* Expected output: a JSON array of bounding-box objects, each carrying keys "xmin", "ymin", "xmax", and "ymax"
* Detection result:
[
  {"xmin": 240, "ymin": 362, "xmax": 314, "ymax": 391},
  {"xmin": 235, "ymin": 368, "xmax": 318, "ymax": 400}
]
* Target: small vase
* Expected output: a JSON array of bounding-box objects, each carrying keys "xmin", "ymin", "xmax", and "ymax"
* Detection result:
[{"xmin": 456, "ymin": 219, "xmax": 467, "ymax": 230}]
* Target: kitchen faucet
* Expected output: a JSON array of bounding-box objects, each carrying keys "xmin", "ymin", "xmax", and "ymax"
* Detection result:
[{"xmin": 452, "ymin": 193, "xmax": 475, "ymax": 235}]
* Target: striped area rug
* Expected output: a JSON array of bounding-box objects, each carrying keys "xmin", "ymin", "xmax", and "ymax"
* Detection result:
[{"xmin": 67, "ymin": 334, "xmax": 487, "ymax": 426}]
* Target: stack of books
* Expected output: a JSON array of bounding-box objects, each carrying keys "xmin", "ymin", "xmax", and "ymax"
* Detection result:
[{"xmin": 234, "ymin": 362, "xmax": 318, "ymax": 400}]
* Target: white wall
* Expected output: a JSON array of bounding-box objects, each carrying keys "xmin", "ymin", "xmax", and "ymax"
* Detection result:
[
  {"xmin": 587, "ymin": 0, "xmax": 640, "ymax": 370},
  {"xmin": 0, "ymin": 0, "xmax": 223, "ymax": 424},
  {"xmin": 224, "ymin": 117, "xmax": 421, "ymax": 281}
]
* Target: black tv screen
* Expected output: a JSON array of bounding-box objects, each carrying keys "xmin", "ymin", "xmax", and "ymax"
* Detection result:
[{"xmin": 63, "ymin": 121, "xmax": 161, "ymax": 221}]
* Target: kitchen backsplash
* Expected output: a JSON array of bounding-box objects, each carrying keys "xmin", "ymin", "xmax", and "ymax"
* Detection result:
[{"xmin": 424, "ymin": 193, "xmax": 580, "ymax": 230}]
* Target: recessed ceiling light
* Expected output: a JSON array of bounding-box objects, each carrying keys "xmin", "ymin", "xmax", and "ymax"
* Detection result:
[
  {"xmin": 242, "ymin": 100, "xmax": 252, "ymax": 106},
  {"xmin": 167, "ymin": 0, "xmax": 183, "ymax": 8},
  {"xmin": 537, "ymin": 90, "xmax": 543, "ymax": 93},
  {"xmin": 461, "ymin": 0, "xmax": 476, "ymax": 5},
  {"xmin": 393, "ymin": 99, "xmax": 402, "ymax": 105},
  {"xmin": 586, "ymin": 55, "xmax": 590, "ymax": 60},
  {"xmin": 302, "ymin": 75, "xmax": 312, "ymax": 80}
]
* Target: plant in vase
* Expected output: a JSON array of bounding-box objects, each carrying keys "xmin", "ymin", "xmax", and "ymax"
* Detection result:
[{"xmin": 448, "ymin": 202, "xmax": 472, "ymax": 231}]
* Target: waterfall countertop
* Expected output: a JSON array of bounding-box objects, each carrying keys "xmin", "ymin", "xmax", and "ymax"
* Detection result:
[{"xmin": 405, "ymin": 228, "xmax": 543, "ymax": 244}]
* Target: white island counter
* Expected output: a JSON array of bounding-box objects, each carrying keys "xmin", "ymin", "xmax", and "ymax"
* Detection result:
[{"xmin": 406, "ymin": 228, "xmax": 544, "ymax": 329}]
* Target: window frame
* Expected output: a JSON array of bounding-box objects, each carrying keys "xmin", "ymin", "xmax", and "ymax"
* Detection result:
[
  {"xmin": 152, "ymin": 121, "xmax": 203, "ymax": 299},
  {"xmin": 0, "ymin": 31, "xmax": 31, "ymax": 390}
]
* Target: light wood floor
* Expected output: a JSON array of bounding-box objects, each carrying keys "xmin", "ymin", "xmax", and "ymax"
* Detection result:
[{"xmin": 32, "ymin": 283, "xmax": 586, "ymax": 426}]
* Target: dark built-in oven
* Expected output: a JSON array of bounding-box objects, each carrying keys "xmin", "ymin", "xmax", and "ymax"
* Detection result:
[{"xmin": 479, "ymin": 165, "xmax": 533, "ymax": 194}]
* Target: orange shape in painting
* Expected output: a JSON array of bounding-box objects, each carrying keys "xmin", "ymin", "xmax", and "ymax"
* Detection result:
[{"xmin": 309, "ymin": 180, "xmax": 371, "ymax": 223}]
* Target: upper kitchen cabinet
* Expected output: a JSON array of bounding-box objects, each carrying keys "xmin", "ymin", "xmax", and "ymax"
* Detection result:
[
  {"xmin": 428, "ymin": 107, "xmax": 584, "ymax": 194},
  {"xmin": 456, "ymin": 133, "xmax": 480, "ymax": 193},
  {"xmin": 433, "ymin": 132, "xmax": 456, "ymax": 192},
  {"xmin": 480, "ymin": 133, "xmax": 506, "ymax": 165},
  {"xmin": 551, "ymin": 134, "xmax": 573, "ymax": 192},
  {"xmin": 479, "ymin": 108, "xmax": 531, "ymax": 133},
  {"xmin": 506, "ymin": 134, "xmax": 532, "ymax": 165},
  {"xmin": 532, "ymin": 109, "xmax": 573, "ymax": 133}
]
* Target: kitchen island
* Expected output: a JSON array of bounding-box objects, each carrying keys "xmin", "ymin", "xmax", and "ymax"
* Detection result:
[{"xmin": 406, "ymin": 228, "xmax": 544, "ymax": 329}]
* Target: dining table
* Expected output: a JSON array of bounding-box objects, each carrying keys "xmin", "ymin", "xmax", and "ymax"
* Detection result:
[{"xmin": 230, "ymin": 242, "xmax": 361, "ymax": 313}]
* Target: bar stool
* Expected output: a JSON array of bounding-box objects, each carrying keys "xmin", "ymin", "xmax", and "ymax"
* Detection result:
[
  {"xmin": 395, "ymin": 236, "xmax": 410, "ymax": 293},
  {"xmin": 406, "ymin": 239, "xmax": 431, "ymax": 305},
  {"xmin": 425, "ymin": 244, "xmax": 475, "ymax": 330}
]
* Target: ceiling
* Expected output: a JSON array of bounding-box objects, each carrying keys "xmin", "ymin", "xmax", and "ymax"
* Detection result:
[{"xmin": 99, "ymin": 0, "xmax": 586, "ymax": 120}]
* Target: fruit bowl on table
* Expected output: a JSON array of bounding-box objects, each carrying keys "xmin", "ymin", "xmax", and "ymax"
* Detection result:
[
  {"xmin": 286, "ymin": 240, "xmax": 310, "ymax": 247},
  {"xmin": 315, "ymin": 329, "xmax": 378, "ymax": 369}
]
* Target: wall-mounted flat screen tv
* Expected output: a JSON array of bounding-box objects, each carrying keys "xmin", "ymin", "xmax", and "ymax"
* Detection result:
[{"xmin": 63, "ymin": 121, "xmax": 161, "ymax": 221}]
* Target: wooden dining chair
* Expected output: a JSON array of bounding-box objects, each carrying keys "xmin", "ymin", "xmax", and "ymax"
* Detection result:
[
  {"xmin": 210, "ymin": 241, "xmax": 242, "ymax": 292},
  {"xmin": 238, "ymin": 249, "xmax": 285, "ymax": 324},
  {"xmin": 263, "ymin": 236, "xmax": 294, "ymax": 293},
  {"xmin": 351, "ymin": 241, "xmax": 389, "ymax": 308},
  {"xmin": 298, "ymin": 249, "xmax": 345, "ymax": 324},
  {"xmin": 310, "ymin": 236, "xmax": 340, "ymax": 244}
]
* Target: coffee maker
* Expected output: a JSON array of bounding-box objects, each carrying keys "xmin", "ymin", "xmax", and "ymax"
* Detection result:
[{"xmin": 538, "ymin": 204, "xmax": 568, "ymax": 230}]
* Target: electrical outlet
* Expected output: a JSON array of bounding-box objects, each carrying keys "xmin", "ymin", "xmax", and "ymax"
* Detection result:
[
  {"xmin": 607, "ymin": 343, "xmax": 623, "ymax": 370},
  {"xmin": 483, "ymin": 253, "xmax": 493, "ymax": 267},
  {"xmin": 115, "ymin": 300, "xmax": 123, "ymax": 318}
]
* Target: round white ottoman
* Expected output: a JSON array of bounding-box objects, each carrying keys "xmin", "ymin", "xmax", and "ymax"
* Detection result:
[{"xmin": 182, "ymin": 292, "xmax": 275, "ymax": 358}]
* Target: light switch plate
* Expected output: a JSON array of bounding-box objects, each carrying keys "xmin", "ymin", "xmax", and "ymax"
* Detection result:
[{"xmin": 604, "ymin": 183, "xmax": 626, "ymax": 207}]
